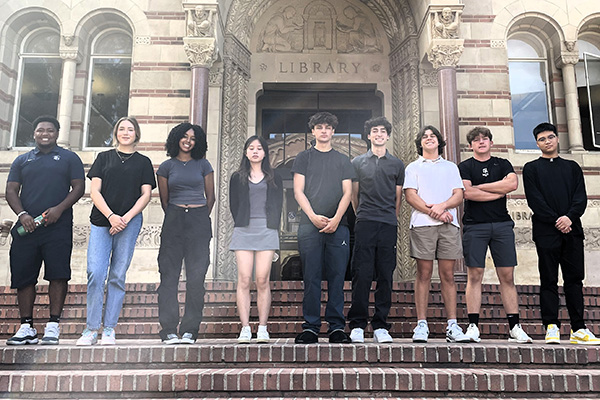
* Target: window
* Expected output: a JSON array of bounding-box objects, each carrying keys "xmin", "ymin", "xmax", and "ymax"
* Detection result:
[
  {"xmin": 576, "ymin": 39, "xmax": 600, "ymax": 150},
  {"xmin": 84, "ymin": 29, "xmax": 132, "ymax": 147},
  {"xmin": 507, "ymin": 38, "xmax": 551, "ymax": 150},
  {"xmin": 11, "ymin": 29, "xmax": 61, "ymax": 147}
]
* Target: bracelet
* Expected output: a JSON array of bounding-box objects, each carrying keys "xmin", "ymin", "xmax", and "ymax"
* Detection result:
[
  {"xmin": 107, "ymin": 212, "xmax": 115, "ymax": 219},
  {"xmin": 17, "ymin": 211, "xmax": 28, "ymax": 218}
]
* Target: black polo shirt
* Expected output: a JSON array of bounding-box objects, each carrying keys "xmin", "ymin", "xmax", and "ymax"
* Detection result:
[
  {"xmin": 352, "ymin": 149, "xmax": 405, "ymax": 226},
  {"xmin": 7, "ymin": 146, "xmax": 85, "ymax": 226}
]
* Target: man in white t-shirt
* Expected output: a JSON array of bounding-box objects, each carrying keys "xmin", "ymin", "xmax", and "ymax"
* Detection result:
[{"xmin": 404, "ymin": 125, "xmax": 469, "ymax": 343}]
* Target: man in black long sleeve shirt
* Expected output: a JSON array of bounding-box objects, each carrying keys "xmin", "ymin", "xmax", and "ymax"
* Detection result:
[{"xmin": 523, "ymin": 122, "xmax": 599, "ymax": 345}]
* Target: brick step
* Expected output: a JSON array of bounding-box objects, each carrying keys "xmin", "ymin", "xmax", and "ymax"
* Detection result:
[
  {"xmin": 0, "ymin": 321, "xmax": 584, "ymax": 340},
  {"xmin": 2, "ymin": 367, "xmax": 600, "ymax": 398},
  {"xmin": 2, "ymin": 340, "xmax": 599, "ymax": 370},
  {"xmin": 0, "ymin": 304, "xmax": 584, "ymax": 321}
]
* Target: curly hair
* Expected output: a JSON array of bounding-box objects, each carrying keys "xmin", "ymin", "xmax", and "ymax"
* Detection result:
[
  {"xmin": 415, "ymin": 125, "xmax": 446, "ymax": 156},
  {"xmin": 466, "ymin": 126, "xmax": 492, "ymax": 145},
  {"xmin": 165, "ymin": 122, "xmax": 207, "ymax": 159},
  {"xmin": 308, "ymin": 112, "xmax": 339, "ymax": 131},
  {"xmin": 364, "ymin": 116, "xmax": 392, "ymax": 137}
]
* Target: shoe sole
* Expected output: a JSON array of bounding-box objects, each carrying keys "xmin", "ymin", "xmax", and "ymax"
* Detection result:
[
  {"xmin": 374, "ymin": 337, "xmax": 393, "ymax": 343},
  {"xmin": 180, "ymin": 339, "xmax": 195, "ymax": 344},
  {"xmin": 256, "ymin": 338, "xmax": 269, "ymax": 343},
  {"xmin": 237, "ymin": 338, "xmax": 251, "ymax": 344},
  {"xmin": 41, "ymin": 338, "xmax": 59, "ymax": 345},
  {"xmin": 351, "ymin": 339, "xmax": 364, "ymax": 343},
  {"xmin": 570, "ymin": 339, "xmax": 600, "ymax": 345},
  {"xmin": 162, "ymin": 339, "xmax": 180, "ymax": 345},
  {"xmin": 412, "ymin": 338, "xmax": 428, "ymax": 343},
  {"xmin": 508, "ymin": 338, "xmax": 532, "ymax": 344},
  {"xmin": 101, "ymin": 340, "xmax": 116, "ymax": 345},
  {"xmin": 468, "ymin": 338, "xmax": 482, "ymax": 343},
  {"xmin": 6, "ymin": 338, "xmax": 38, "ymax": 345},
  {"xmin": 546, "ymin": 339, "xmax": 560, "ymax": 344},
  {"xmin": 447, "ymin": 338, "xmax": 471, "ymax": 343}
]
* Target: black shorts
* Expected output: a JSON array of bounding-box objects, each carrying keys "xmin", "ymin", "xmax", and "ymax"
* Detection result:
[
  {"xmin": 462, "ymin": 221, "xmax": 517, "ymax": 268},
  {"xmin": 9, "ymin": 222, "xmax": 73, "ymax": 289}
]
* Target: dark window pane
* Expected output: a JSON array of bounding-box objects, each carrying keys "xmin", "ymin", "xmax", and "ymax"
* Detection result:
[
  {"xmin": 509, "ymin": 61, "xmax": 549, "ymax": 150},
  {"xmin": 87, "ymin": 58, "xmax": 132, "ymax": 147},
  {"xmin": 15, "ymin": 58, "xmax": 62, "ymax": 147}
]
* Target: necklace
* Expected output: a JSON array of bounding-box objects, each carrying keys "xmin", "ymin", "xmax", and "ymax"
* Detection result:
[
  {"xmin": 115, "ymin": 149, "xmax": 135, "ymax": 163},
  {"xmin": 177, "ymin": 157, "xmax": 192, "ymax": 166}
]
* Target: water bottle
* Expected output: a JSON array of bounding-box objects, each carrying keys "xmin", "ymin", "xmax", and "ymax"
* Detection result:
[{"xmin": 17, "ymin": 214, "xmax": 47, "ymax": 236}]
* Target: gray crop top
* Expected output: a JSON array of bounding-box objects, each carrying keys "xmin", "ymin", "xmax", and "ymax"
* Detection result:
[{"xmin": 156, "ymin": 158, "xmax": 213, "ymax": 205}]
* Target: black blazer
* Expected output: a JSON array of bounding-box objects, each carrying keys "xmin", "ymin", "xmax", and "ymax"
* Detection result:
[{"xmin": 229, "ymin": 171, "xmax": 283, "ymax": 230}]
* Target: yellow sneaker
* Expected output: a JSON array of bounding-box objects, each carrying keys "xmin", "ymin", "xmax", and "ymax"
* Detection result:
[
  {"xmin": 570, "ymin": 328, "xmax": 600, "ymax": 345},
  {"xmin": 545, "ymin": 324, "xmax": 560, "ymax": 344}
]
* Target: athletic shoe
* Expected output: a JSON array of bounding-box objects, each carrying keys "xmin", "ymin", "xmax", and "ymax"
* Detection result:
[
  {"xmin": 237, "ymin": 326, "xmax": 252, "ymax": 344},
  {"xmin": 465, "ymin": 323, "xmax": 481, "ymax": 343},
  {"xmin": 6, "ymin": 323, "xmax": 38, "ymax": 345},
  {"xmin": 412, "ymin": 321, "xmax": 429, "ymax": 343},
  {"xmin": 256, "ymin": 327, "xmax": 270, "ymax": 343},
  {"xmin": 162, "ymin": 333, "xmax": 180, "ymax": 345},
  {"xmin": 545, "ymin": 324, "xmax": 560, "ymax": 344},
  {"xmin": 508, "ymin": 324, "xmax": 533, "ymax": 344},
  {"xmin": 41, "ymin": 322, "xmax": 60, "ymax": 345},
  {"xmin": 101, "ymin": 327, "xmax": 116, "ymax": 345},
  {"xmin": 329, "ymin": 329, "xmax": 351, "ymax": 343},
  {"xmin": 76, "ymin": 329, "xmax": 98, "ymax": 346},
  {"xmin": 180, "ymin": 333, "xmax": 196, "ymax": 344},
  {"xmin": 373, "ymin": 328, "xmax": 393, "ymax": 343},
  {"xmin": 350, "ymin": 328, "xmax": 364, "ymax": 343},
  {"xmin": 570, "ymin": 328, "xmax": 600, "ymax": 345},
  {"xmin": 446, "ymin": 323, "xmax": 470, "ymax": 343},
  {"xmin": 295, "ymin": 330, "xmax": 318, "ymax": 344}
]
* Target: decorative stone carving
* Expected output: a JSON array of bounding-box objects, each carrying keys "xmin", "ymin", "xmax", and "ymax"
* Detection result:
[
  {"xmin": 565, "ymin": 40, "xmax": 576, "ymax": 53},
  {"xmin": 186, "ymin": 5, "xmax": 216, "ymax": 38},
  {"xmin": 556, "ymin": 52, "xmax": 579, "ymax": 67},
  {"xmin": 135, "ymin": 36, "xmax": 151, "ymax": 45},
  {"xmin": 71, "ymin": 225, "xmax": 163, "ymax": 249},
  {"xmin": 490, "ymin": 40, "xmax": 505, "ymax": 48},
  {"xmin": 183, "ymin": 37, "xmax": 218, "ymax": 68},
  {"xmin": 209, "ymin": 65, "xmax": 223, "ymax": 87},
  {"xmin": 59, "ymin": 49, "xmax": 81, "ymax": 62},
  {"xmin": 62, "ymin": 35, "xmax": 75, "ymax": 46},
  {"xmin": 427, "ymin": 41, "xmax": 464, "ymax": 69},
  {"xmin": 258, "ymin": 6, "xmax": 304, "ymax": 52},
  {"xmin": 336, "ymin": 6, "xmax": 381, "ymax": 53},
  {"xmin": 431, "ymin": 7, "xmax": 462, "ymax": 39},
  {"xmin": 420, "ymin": 69, "xmax": 438, "ymax": 87}
]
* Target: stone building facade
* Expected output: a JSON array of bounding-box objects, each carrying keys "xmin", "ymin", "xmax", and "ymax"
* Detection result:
[{"xmin": 0, "ymin": 0, "xmax": 599, "ymax": 286}]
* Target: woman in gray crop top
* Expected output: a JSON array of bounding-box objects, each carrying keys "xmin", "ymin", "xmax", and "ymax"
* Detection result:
[
  {"xmin": 229, "ymin": 135, "xmax": 283, "ymax": 343},
  {"xmin": 156, "ymin": 123, "xmax": 215, "ymax": 344}
]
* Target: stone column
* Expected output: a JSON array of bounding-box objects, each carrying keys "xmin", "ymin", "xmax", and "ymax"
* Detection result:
[
  {"xmin": 426, "ymin": 5, "xmax": 466, "ymax": 279},
  {"xmin": 183, "ymin": 4, "xmax": 218, "ymax": 129},
  {"xmin": 557, "ymin": 42, "xmax": 585, "ymax": 153},
  {"xmin": 57, "ymin": 36, "xmax": 81, "ymax": 148}
]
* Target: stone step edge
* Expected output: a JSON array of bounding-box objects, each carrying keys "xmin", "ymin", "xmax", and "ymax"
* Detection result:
[{"xmin": 2, "ymin": 367, "xmax": 599, "ymax": 394}]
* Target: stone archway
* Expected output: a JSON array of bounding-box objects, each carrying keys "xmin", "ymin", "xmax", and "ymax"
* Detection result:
[{"xmin": 214, "ymin": 0, "xmax": 421, "ymax": 281}]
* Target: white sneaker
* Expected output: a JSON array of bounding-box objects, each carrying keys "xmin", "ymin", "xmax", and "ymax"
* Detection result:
[
  {"xmin": 465, "ymin": 323, "xmax": 481, "ymax": 343},
  {"xmin": 76, "ymin": 329, "xmax": 98, "ymax": 346},
  {"xmin": 509, "ymin": 324, "xmax": 533, "ymax": 344},
  {"xmin": 162, "ymin": 333, "xmax": 180, "ymax": 345},
  {"xmin": 101, "ymin": 327, "xmax": 116, "ymax": 345},
  {"xmin": 570, "ymin": 328, "xmax": 600, "ymax": 345},
  {"xmin": 6, "ymin": 323, "xmax": 38, "ymax": 345},
  {"xmin": 41, "ymin": 322, "xmax": 60, "ymax": 345},
  {"xmin": 412, "ymin": 321, "xmax": 429, "ymax": 343},
  {"xmin": 256, "ymin": 326, "xmax": 270, "ymax": 343},
  {"xmin": 350, "ymin": 328, "xmax": 364, "ymax": 343},
  {"xmin": 545, "ymin": 324, "xmax": 560, "ymax": 344},
  {"xmin": 373, "ymin": 328, "xmax": 393, "ymax": 343},
  {"xmin": 446, "ymin": 323, "xmax": 470, "ymax": 343},
  {"xmin": 238, "ymin": 326, "xmax": 252, "ymax": 344},
  {"xmin": 180, "ymin": 333, "xmax": 195, "ymax": 344}
]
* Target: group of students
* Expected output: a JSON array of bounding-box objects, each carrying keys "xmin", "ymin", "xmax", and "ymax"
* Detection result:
[{"xmin": 3, "ymin": 112, "xmax": 597, "ymax": 347}]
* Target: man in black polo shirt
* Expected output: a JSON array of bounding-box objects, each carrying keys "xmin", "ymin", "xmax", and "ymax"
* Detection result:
[
  {"xmin": 347, "ymin": 116, "xmax": 404, "ymax": 343},
  {"xmin": 459, "ymin": 126, "xmax": 532, "ymax": 343},
  {"xmin": 5, "ymin": 116, "xmax": 85, "ymax": 345}
]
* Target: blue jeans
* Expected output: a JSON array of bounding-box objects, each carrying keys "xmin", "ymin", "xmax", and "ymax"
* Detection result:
[
  {"xmin": 298, "ymin": 223, "xmax": 350, "ymax": 333},
  {"xmin": 85, "ymin": 213, "xmax": 142, "ymax": 330}
]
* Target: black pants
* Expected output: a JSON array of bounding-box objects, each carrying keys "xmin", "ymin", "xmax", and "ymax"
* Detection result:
[
  {"xmin": 157, "ymin": 205, "xmax": 212, "ymax": 339},
  {"xmin": 535, "ymin": 233, "xmax": 585, "ymax": 330},
  {"xmin": 348, "ymin": 221, "xmax": 397, "ymax": 330}
]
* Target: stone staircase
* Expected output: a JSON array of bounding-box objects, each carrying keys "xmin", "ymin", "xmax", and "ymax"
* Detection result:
[{"xmin": 1, "ymin": 281, "xmax": 600, "ymax": 398}]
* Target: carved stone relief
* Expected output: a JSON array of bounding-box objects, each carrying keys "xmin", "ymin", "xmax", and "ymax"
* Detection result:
[
  {"xmin": 186, "ymin": 5, "xmax": 216, "ymax": 38},
  {"xmin": 427, "ymin": 43, "xmax": 464, "ymax": 70},
  {"xmin": 256, "ymin": 0, "xmax": 382, "ymax": 53},
  {"xmin": 183, "ymin": 38, "xmax": 218, "ymax": 68},
  {"xmin": 431, "ymin": 7, "xmax": 462, "ymax": 39}
]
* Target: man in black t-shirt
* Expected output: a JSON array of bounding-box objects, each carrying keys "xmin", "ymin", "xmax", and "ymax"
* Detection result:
[
  {"xmin": 5, "ymin": 116, "xmax": 85, "ymax": 346},
  {"xmin": 291, "ymin": 112, "xmax": 355, "ymax": 344},
  {"xmin": 459, "ymin": 127, "xmax": 532, "ymax": 343}
]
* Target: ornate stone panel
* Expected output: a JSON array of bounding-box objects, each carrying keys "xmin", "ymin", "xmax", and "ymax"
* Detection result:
[{"xmin": 214, "ymin": 35, "xmax": 251, "ymax": 281}]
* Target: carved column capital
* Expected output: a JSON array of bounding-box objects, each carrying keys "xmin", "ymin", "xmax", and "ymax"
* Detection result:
[
  {"xmin": 59, "ymin": 48, "xmax": 82, "ymax": 63},
  {"xmin": 183, "ymin": 37, "xmax": 218, "ymax": 68},
  {"xmin": 427, "ymin": 39, "xmax": 464, "ymax": 69},
  {"xmin": 428, "ymin": 4, "xmax": 464, "ymax": 40},
  {"xmin": 555, "ymin": 41, "xmax": 579, "ymax": 68}
]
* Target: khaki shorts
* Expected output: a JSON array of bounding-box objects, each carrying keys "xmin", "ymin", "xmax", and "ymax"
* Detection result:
[{"xmin": 410, "ymin": 224, "xmax": 463, "ymax": 260}]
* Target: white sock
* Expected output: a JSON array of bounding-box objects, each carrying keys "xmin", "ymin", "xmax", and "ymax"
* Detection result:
[
  {"xmin": 418, "ymin": 319, "xmax": 428, "ymax": 326},
  {"xmin": 257, "ymin": 325, "xmax": 268, "ymax": 333},
  {"xmin": 447, "ymin": 319, "xmax": 457, "ymax": 327}
]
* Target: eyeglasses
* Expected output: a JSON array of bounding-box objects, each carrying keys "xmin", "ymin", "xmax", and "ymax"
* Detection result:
[{"xmin": 536, "ymin": 134, "xmax": 557, "ymax": 143}]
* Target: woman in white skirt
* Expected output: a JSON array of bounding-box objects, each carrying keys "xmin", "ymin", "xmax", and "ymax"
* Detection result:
[{"xmin": 229, "ymin": 135, "xmax": 283, "ymax": 343}]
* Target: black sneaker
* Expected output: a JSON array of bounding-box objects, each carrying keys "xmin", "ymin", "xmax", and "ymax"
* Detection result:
[
  {"xmin": 162, "ymin": 333, "xmax": 180, "ymax": 345},
  {"xmin": 295, "ymin": 330, "xmax": 318, "ymax": 344},
  {"xmin": 6, "ymin": 323, "xmax": 38, "ymax": 345},
  {"xmin": 329, "ymin": 329, "xmax": 351, "ymax": 344},
  {"xmin": 180, "ymin": 333, "xmax": 196, "ymax": 344}
]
